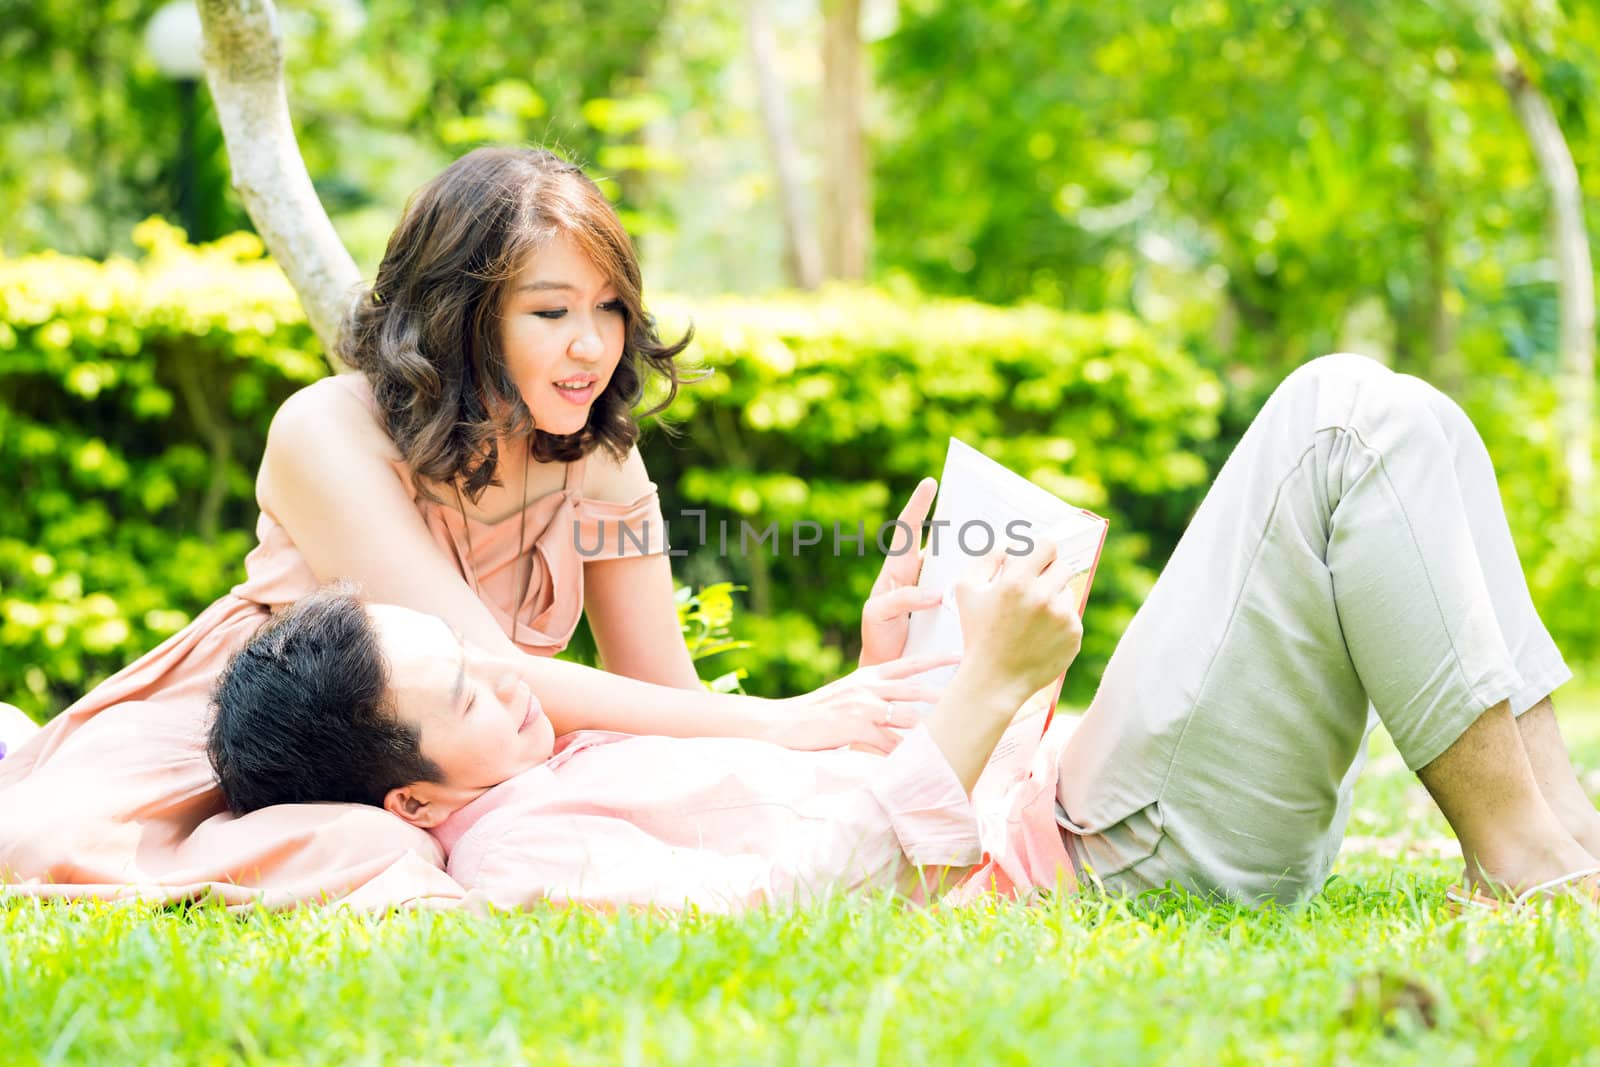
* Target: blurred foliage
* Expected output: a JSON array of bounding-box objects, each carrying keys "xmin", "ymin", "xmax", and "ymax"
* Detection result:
[
  {"xmin": 676, "ymin": 581, "xmax": 751, "ymax": 694},
  {"xmin": 0, "ymin": 0, "xmax": 682, "ymax": 261},
  {"xmin": 876, "ymin": 0, "xmax": 1598, "ymax": 393},
  {"xmin": 6, "ymin": 0, "xmax": 1595, "ymax": 380},
  {"xmin": 0, "ymin": 0, "xmax": 240, "ymax": 253},
  {"xmin": 0, "ymin": 222, "xmax": 319, "ymax": 714}
]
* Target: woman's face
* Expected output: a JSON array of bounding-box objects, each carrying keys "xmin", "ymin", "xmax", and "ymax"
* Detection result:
[{"xmin": 499, "ymin": 231, "xmax": 627, "ymax": 437}]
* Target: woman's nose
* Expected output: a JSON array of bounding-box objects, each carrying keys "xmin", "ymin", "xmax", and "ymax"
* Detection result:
[{"xmin": 570, "ymin": 324, "xmax": 603, "ymax": 360}]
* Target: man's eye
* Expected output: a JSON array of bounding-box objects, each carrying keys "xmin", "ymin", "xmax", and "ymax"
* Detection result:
[{"xmin": 533, "ymin": 309, "xmax": 567, "ymax": 320}]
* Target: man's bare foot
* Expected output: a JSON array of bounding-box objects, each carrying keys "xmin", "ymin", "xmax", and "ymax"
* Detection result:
[
  {"xmin": 1462, "ymin": 830, "xmax": 1600, "ymax": 901},
  {"xmin": 1418, "ymin": 700, "xmax": 1598, "ymax": 904},
  {"xmin": 1451, "ymin": 867, "xmax": 1600, "ymax": 913},
  {"xmin": 1515, "ymin": 698, "xmax": 1600, "ymax": 863},
  {"xmin": 1560, "ymin": 811, "xmax": 1600, "ymax": 868}
]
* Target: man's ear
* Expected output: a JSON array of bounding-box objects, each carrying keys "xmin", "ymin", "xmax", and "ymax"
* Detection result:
[{"xmin": 384, "ymin": 782, "xmax": 452, "ymax": 828}]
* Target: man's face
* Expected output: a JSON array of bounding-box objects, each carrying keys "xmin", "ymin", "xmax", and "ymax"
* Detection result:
[{"xmin": 367, "ymin": 605, "xmax": 555, "ymax": 815}]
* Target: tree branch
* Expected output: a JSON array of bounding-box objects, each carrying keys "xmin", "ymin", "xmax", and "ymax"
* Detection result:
[
  {"xmin": 820, "ymin": 0, "xmax": 869, "ymax": 281},
  {"xmin": 196, "ymin": 0, "xmax": 358, "ymax": 370},
  {"xmin": 746, "ymin": 0, "xmax": 823, "ymax": 290},
  {"xmin": 173, "ymin": 351, "xmax": 234, "ymax": 541},
  {"xmin": 1485, "ymin": 24, "xmax": 1596, "ymax": 508}
]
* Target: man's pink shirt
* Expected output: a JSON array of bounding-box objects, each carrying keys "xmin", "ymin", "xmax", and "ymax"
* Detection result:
[{"xmin": 434, "ymin": 703, "xmax": 1078, "ymax": 913}]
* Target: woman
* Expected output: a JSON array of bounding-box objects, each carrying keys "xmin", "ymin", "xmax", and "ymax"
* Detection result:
[{"xmin": 0, "ymin": 147, "xmax": 938, "ymax": 908}]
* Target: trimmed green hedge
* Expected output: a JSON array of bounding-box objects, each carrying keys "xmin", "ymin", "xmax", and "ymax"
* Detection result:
[
  {"xmin": 1, "ymin": 223, "xmax": 323, "ymax": 717},
  {"xmin": 13, "ymin": 228, "xmax": 1596, "ymax": 722}
]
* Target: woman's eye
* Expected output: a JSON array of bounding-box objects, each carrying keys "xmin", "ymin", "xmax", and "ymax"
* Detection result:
[
  {"xmin": 600, "ymin": 301, "xmax": 626, "ymax": 315},
  {"xmin": 532, "ymin": 309, "xmax": 567, "ymax": 320}
]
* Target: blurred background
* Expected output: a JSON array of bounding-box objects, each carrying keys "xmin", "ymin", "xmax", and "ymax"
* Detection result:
[{"xmin": 2, "ymin": 0, "xmax": 1597, "ymax": 718}]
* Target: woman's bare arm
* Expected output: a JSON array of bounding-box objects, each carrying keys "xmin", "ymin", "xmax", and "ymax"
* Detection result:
[
  {"xmin": 507, "ymin": 649, "xmax": 943, "ymax": 749},
  {"xmin": 258, "ymin": 378, "xmax": 530, "ymax": 658},
  {"xmin": 578, "ymin": 445, "xmax": 701, "ymax": 689},
  {"xmin": 257, "ymin": 380, "xmax": 917, "ymax": 750}
]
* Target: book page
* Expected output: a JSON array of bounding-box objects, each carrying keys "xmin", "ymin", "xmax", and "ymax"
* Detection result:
[
  {"xmin": 895, "ymin": 438, "xmax": 1108, "ymax": 799},
  {"xmin": 901, "ymin": 438, "xmax": 1107, "ymax": 709}
]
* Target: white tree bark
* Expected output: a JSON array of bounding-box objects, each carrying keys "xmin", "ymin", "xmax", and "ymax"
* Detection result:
[
  {"xmin": 196, "ymin": 0, "xmax": 358, "ymax": 370},
  {"xmin": 746, "ymin": 0, "xmax": 823, "ymax": 290},
  {"xmin": 1489, "ymin": 29, "xmax": 1596, "ymax": 509},
  {"xmin": 820, "ymin": 0, "xmax": 870, "ymax": 281}
]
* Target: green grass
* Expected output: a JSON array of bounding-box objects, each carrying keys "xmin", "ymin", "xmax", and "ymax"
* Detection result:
[{"xmin": 6, "ymin": 694, "xmax": 1600, "ymax": 1066}]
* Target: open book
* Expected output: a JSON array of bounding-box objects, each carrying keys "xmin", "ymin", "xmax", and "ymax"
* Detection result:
[{"xmin": 900, "ymin": 438, "xmax": 1108, "ymax": 796}]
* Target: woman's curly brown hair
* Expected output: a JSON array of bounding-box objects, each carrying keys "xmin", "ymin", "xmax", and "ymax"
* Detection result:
[{"xmin": 339, "ymin": 146, "xmax": 695, "ymax": 502}]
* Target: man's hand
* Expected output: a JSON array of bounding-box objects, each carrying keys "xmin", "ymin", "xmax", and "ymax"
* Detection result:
[
  {"xmin": 922, "ymin": 539, "xmax": 1085, "ymax": 792},
  {"xmin": 952, "ymin": 538, "xmax": 1084, "ymax": 701},
  {"xmin": 860, "ymin": 477, "xmax": 943, "ymax": 668}
]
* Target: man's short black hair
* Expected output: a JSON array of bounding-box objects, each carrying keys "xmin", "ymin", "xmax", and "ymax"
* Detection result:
[{"xmin": 208, "ymin": 586, "xmax": 441, "ymax": 814}]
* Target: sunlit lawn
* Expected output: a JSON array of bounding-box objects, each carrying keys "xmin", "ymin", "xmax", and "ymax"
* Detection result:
[{"xmin": 6, "ymin": 688, "xmax": 1600, "ymax": 1066}]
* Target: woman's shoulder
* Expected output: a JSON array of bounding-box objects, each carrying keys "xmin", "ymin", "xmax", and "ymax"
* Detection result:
[
  {"xmin": 284, "ymin": 371, "xmax": 375, "ymax": 411},
  {"xmin": 257, "ymin": 373, "xmax": 419, "ymax": 522},
  {"xmin": 577, "ymin": 444, "xmax": 656, "ymax": 506},
  {"xmin": 264, "ymin": 373, "xmax": 403, "ymax": 475}
]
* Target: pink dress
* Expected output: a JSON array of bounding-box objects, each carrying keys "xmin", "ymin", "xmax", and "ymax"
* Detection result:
[{"xmin": 0, "ymin": 375, "xmax": 666, "ymax": 910}]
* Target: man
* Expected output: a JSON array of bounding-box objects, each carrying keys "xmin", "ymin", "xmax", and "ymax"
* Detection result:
[{"xmin": 209, "ymin": 541, "xmax": 1085, "ymax": 911}]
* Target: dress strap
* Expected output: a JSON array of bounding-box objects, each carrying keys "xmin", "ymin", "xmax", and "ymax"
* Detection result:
[{"xmin": 563, "ymin": 455, "xmax": 587, "ymax": 496}]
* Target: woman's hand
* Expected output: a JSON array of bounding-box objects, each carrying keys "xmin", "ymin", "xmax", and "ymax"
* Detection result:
[
  {"xmin": 765, "ymin": 653, "xmax": 959, "ymax": 754},
  {"xmin": 859, "ymin": 477, "xmax": 942, "ymax": 668}
]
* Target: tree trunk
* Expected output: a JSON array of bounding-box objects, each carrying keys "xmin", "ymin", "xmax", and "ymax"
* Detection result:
[
  {"xmin": 1399, "ymin": 101, "xmax": 1462, "ymax": 393},
  {"xmin": 1489, "ymin": 29, "xmax": 1596, "ymax": 510},
  {"xmin": 196, "ymin": 0, "xmax": 358, "ymax": 369},
  {"xmin": 820, "ymin": 0, "xmax": 869, "ymax": 281},
  {"xmin": 745, "ymin": 0, "xmax": 822, "ymax": 290}
]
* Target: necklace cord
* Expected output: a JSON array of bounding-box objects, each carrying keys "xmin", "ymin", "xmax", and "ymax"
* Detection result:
[{"xmin": 452, "ymin": 445, "xmax": 536, "ymax": 634}]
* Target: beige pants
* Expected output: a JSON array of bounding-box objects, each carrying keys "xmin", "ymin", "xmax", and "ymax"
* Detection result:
[{"xmin": 1057, "ymin": 354, "xmax": 1570, "ymax": 904}]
